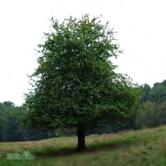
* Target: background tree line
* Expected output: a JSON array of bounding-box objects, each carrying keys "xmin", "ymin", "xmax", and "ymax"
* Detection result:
[
  {"xmin": 0, "ymin": 101, "xmax": 53, "ymax": 141},
  {"xmin": 135, "ymin": 80, "xmax": 166, "ymax": 128}
]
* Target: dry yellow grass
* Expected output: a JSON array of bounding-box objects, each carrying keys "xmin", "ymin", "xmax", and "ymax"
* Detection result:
[
  {"xmin": 0, "ymin": 126, "xmax": 165, "ymax": 166},
  {"xmin": 0, "ymin": 125, "xmax": 165, "ymax": 155}
]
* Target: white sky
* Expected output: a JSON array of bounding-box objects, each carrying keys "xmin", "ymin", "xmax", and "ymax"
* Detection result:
[{"xmin": 0, "ymin": 0, "xmax": 165, "ymax": 106}]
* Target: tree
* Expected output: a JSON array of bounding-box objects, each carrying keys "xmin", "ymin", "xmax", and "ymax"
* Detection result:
[
  {"xmin": 150, "ymin": 80, "xmax": 166, "ymax": 102},
  {"xmin": 140, "ymin": 84, "xmax": 151, "ymax": 102},
  {"xmin": 24, "ymin": 15, "xmax": 139, "ymax": 151},
  {"xmin": 3, "ymin": 101, "xmax": 15, "ymax": 107},
  {"xmin": 135, "ymin": 100, "xmax": 166, "ymax": 128}
]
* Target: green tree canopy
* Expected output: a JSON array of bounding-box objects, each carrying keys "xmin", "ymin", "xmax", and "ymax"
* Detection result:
[
  {"xmin": 24, "ymin": 15, "xmax": 139, "ymax": 151},
  {"xmin": 140, "ymin": 80, "xmax": 166, "ymax": 102}
]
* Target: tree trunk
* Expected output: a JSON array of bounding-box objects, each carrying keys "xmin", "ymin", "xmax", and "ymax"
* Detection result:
[{"xmin": 77, "ymin": 127, "xmax": 86, "ymax": 151}]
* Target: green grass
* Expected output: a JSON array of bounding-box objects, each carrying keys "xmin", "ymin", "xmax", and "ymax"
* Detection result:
[{"xmin": 0, "ymin": 125, "xmax": 166, "ymax": 166}]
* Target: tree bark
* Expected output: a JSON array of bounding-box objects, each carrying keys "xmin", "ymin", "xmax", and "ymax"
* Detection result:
[{"xmin": 77, "ymin": 127, "xmax": 86, "ymax": 151}]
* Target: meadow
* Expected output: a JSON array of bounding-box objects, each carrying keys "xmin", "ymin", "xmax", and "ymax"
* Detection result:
[{"xmin": 0, "ymin": 125, "xmax": 166, "ymax": 166}]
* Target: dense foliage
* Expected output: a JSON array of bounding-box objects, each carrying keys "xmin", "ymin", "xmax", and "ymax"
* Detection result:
[
  {"xmin": 135, "ymin": 80, "xmax": 166, "ymax": 128},
  {"xmin": 0, "ymin": 102, "xmax": 53, "ymax": 141},
  {"xmin": 141, "ymin": 80, "xmax": 166, "ymax": 102},
  {"xmin": 24, "ymin": 15, "xmax": 139, "ymax": 151}
]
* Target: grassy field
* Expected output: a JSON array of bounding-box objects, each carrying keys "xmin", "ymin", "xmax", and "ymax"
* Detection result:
[{"xmin": 0, "ymin": 125, "xmax": 166, "ymax": 166}]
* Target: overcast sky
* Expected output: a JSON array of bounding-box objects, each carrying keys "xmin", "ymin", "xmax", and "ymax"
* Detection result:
[{"xmin": 0, "ymin": 0, "xmax": 165, "ymax": 106}]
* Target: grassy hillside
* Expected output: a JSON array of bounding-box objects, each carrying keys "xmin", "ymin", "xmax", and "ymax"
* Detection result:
[{"xmin": 0, "ymin": 125, "xmax": 166, "ymax": 166}]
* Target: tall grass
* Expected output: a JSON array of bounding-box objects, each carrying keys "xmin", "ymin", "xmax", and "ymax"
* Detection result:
[{"xmin": 0, "ymin": 125, "xmax": 166, "ymax": 166}]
